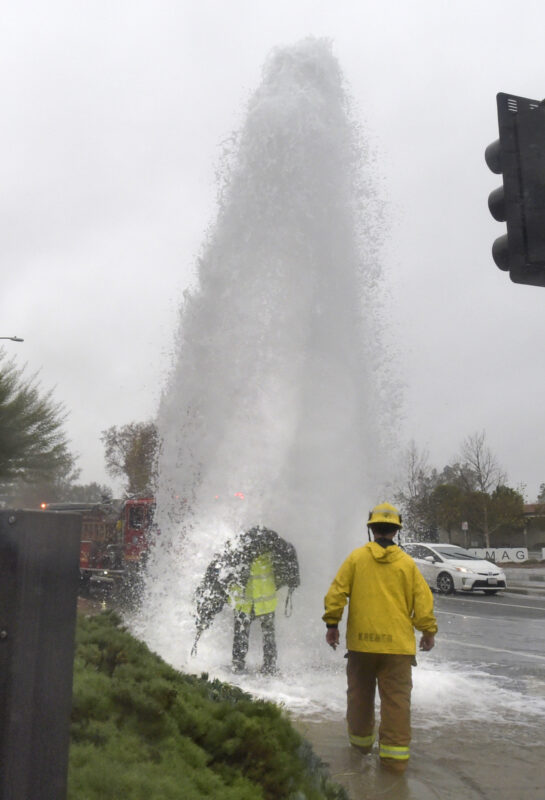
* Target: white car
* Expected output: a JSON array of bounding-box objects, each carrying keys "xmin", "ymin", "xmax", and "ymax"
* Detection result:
[{"xmin": 402, "ymin": 542, "xmax": 507, "ymax": 595}]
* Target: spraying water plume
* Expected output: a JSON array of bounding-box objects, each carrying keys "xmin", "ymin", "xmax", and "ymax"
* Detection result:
[{"xmin": 135, "ymin": 38, "xmax": 394, "ymax": 683}]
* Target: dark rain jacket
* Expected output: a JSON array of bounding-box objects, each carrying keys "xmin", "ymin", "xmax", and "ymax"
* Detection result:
[{"xmin": 194, "ymin": 527, "xmax": 300, "ymax": 634}]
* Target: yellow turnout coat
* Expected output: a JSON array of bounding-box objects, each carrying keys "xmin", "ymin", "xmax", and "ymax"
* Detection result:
[{"xmin": 323, "ymin": 542, "xmax": 437, "ymax": 655}]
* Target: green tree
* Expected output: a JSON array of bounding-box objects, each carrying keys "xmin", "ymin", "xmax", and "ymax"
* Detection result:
[
  {"xmin": 395, "ymin": 434, "xmax": 523, "ymax": 548},
  {"xmin": 430, "ymin": 483, "xmax": 524, "ymax": 548},
  {"xmin": 0, "ymin": 353, "xmax": 76, "ymax": 502},
  {"xmin": 459, "ymin": 490, "xmax": 489, "ymax": 544},
  {"xmin": 430, "ymin": 483, "xmax": 464, "ymax": 543},
  {"xmin": 101, "ymin": 422, "xmax": 158, "ymax": 496},
  {"xmin": 6, "ymin": 461, "xmax": 80, "ymax": 508},
  {"xmin": 487, "ymin": 485, "xmax": 525, "ymax": 543},
  {"xmin": 60, "ymin": 481, "xmax": 113, "ymax": 503},
  {"xmin": 438, "ymin": 432, "xmax": 506, "ymax": 547},
  {"xmin": 14, "ymin": 479, "xmax": 114, "ymax": 508}
]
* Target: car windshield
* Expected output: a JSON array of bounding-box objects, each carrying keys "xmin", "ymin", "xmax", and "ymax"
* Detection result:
[{"xmin": 433, "ymin": 546, "xmax": 480, "ymax": 561}]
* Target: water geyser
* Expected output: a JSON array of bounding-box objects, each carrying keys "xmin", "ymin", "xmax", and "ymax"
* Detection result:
[{"xmin": 135, "ymin": 38, "xmax": 394, "ymax": 691}]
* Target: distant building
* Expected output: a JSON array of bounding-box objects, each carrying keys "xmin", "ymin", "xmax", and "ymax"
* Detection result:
[{"xmin": 521, "ymin": 504, "xmax": 545, "ymax": 552}]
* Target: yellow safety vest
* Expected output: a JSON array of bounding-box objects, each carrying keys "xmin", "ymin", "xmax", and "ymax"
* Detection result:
[{"xmin": 230, "ymin": 553, "xmax": 277, "ymax": 616}]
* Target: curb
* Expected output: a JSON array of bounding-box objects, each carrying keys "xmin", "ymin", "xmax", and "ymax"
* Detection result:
[
  {"xmin": 503, "ymin": 585, "xmax": 545, "ymax": 597},
  {"xmin": 502, "ymin": 571, "xmax": 545, "ymax": 583}
]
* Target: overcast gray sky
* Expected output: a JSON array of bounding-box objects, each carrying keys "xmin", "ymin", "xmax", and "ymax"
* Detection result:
[{"xmin": 2, "ymin": 0, "xmax": 545, "ymax": 500}]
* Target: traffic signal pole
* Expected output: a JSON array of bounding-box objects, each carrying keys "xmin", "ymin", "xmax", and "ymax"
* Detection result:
[{"xmin": 0, "ymin": 510, "xmax": 81, "ymax": 800}]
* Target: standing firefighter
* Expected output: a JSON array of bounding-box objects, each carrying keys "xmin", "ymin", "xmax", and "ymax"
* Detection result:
[
  {"xmin": 323, "ymin": 502, "xmax": 437, "ymax": 774},
  {"xmin": 193, "ymin": 526, "xmax": 300, "ymax": 675}
]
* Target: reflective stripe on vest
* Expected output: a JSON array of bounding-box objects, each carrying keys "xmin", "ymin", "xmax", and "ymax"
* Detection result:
[
  {"xmin": 232, "ymin": 553, "xmax": 277, "ymax": 616},
  {"xmin": 379, "ymin": 744, "xmax": 410, "ymax": 761},
  {"xmin": 349, "ymin": 732, "xmax": 375, "ymax": 748}
]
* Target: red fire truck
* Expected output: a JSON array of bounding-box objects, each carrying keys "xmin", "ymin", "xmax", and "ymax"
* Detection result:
[{"xmin": 40, "ymin": 497, "xmax": 156, "ymax": 594}]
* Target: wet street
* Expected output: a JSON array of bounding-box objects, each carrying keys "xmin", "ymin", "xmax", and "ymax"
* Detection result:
[
  {"xmin": 433, "ymin": 589, "xmax": 545, "ymax": 670},
  {"xmin": 296, "ymin": 590, "xmax": 545, "ymax": 800}
]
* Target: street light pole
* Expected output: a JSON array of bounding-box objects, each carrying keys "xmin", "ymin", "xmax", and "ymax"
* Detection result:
[{"xmin": 0, "ymin": 336, "xmax": 24, "ymax": 342}]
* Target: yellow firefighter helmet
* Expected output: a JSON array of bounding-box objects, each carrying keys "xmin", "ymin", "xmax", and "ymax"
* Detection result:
[{"xmin": 367, "ymin": 502, "xmax": 402, "ymax": 528}]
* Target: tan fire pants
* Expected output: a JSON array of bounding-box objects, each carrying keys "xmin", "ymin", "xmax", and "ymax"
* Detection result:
[{"xmin": 346, "ymin": 651, "xmax": 413, "ymax": 763}]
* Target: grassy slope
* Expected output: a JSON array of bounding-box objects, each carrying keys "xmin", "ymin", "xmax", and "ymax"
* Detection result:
[{"xmin": 69, "ymin": 612, "xmax": 347, "ymax": 800}]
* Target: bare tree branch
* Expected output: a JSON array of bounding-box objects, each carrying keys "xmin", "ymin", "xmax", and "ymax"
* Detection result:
[{"xmin": 459, "ymin": 431, "xmax": 506, "ymax": 494}]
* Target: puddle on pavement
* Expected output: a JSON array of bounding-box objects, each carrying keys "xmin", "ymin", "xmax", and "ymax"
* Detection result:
[{"xmin": 294, "ymin": 717, "xmax": 544, "ymax": 800}]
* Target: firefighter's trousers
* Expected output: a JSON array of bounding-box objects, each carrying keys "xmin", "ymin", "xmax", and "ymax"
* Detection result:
[
  {"xmin": 346, "ymin": 651, "xmax": 413, "ymax": 766},
  {"xmin": 232, "ymin": 610, "xmax": 277, "ymax": 672}
]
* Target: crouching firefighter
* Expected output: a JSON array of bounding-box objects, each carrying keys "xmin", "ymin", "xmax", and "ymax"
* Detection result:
[
  {"xmin": 192, "ymin": 526, "xmax": 300, "ymax": 675},
  {"xmin": 322, "ymin": 502, "xmax": 438, "ymax": 774}
]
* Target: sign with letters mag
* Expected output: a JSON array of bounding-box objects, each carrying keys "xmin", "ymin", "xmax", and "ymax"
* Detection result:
[{"xmin": 469, "ymin": 547, "xmax": 528, "ymax": 563}]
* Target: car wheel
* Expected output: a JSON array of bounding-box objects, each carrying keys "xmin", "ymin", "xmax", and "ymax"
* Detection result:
[{"xmin": 436, "ymin": 572, "xmax": 455, "ymax": 594}]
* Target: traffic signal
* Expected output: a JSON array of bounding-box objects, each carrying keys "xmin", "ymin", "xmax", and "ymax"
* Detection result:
[{"xmin": 485, "ymin": 92, "xmax": 545, "ymax": 286}]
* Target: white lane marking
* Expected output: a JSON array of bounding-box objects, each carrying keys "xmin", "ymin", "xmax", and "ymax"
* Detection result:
[
  {"xmin": 439, "ymin": 637, "xmax": 545, "ymax": 661},
  {"xmin": 435, "ymin": 609, "xmax": 512, "ymax": 623},
  {"xmin": 439, "ymin": 597, "xmax": 545, "ymax": 612}
]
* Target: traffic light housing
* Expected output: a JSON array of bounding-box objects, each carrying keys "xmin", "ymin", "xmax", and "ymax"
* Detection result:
[{"xmin": 485, "ymin": 92, "xmax": 545, "ymax": 286}]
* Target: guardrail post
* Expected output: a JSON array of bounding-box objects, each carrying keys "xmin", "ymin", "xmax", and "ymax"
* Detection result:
[{"xmin": 0, "ymin": 510, "xmax": 81, "ymax": 800}]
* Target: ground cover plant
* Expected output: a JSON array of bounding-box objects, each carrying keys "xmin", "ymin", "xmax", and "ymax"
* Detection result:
[{"xmin": 69, "ymin": 612, "xmax": 347, "ymax": 800}]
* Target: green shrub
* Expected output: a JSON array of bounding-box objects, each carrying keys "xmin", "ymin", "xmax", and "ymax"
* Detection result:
[{"xmin": 69, "ymin": 612, "xmax": 347, "ymax": 800}]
